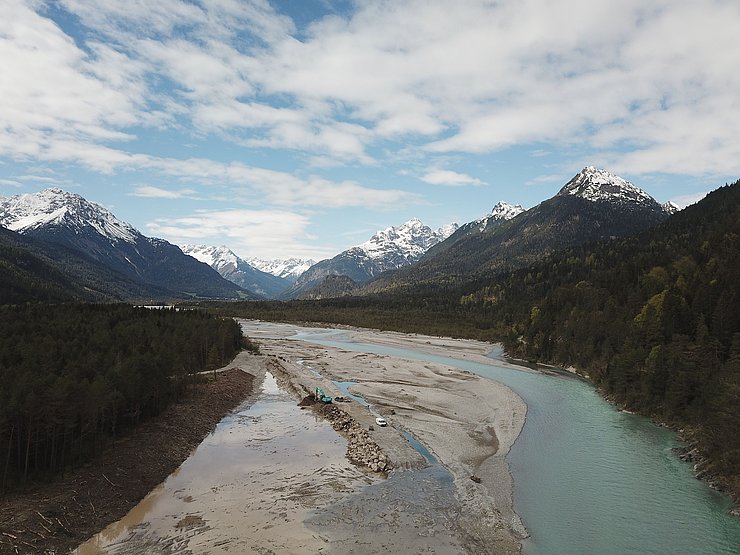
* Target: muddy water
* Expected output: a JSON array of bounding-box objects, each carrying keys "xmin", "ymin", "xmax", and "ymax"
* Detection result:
[{"xmin": 74, "ymin": 372, "xmax": 376, "ymax": 554}]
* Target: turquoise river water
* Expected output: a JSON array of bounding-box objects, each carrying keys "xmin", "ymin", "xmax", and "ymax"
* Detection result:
[{"xmin": 291, "ymin": 328, "xmax": 740, "ymax": 555}]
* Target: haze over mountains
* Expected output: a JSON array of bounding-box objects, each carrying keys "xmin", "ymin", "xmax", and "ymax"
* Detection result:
[{"xmin": 0, "ymin": 168, "xmax": 683, "ymax": 303}]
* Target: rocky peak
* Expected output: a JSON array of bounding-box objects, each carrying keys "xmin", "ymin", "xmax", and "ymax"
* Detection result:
[
  {"xmin": 0, "ymin": 187, "xmax": 138, "ymax": 243},
  {"xmin": 558, "ymin": 167, "xmax": 655, "ymax": 206},
  {"xmin": 662, "ymin": 201, "xmax": 681, "ymax": 214}
]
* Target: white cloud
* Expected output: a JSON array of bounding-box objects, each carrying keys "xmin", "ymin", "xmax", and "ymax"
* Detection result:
[
  {"xmin": 3, "ymin": 0, "xmax": 740, "ymax": 187},
  {"xmin": 141, "ymin": 157, "xmax": 418, "ymax": 209},
  {"xmin": 130, "ymin": 185, "xmax": 197, "ymax": 199},
  {"xmin": 0, "ymin": 179, "xmax": 23, "ymax": 188},
  {"xmin": 420, "ymin": 169, "xmax": 484, "ymax": 187},
  {"xmin": 146, "ymin": 208, "xmax": 332, "ymax": 260}
]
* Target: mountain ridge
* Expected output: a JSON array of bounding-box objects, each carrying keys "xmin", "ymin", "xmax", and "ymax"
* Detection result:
[
  {"xmin": 181, "ymin": 244, "xmax": 290, "ymax": 298},
  {"xmin": 363, "ymin": 167, "xmax": 671, "ymax": 294},
  {"xmin": 0, "ymin": 188, "xmax": 252, "ymax": 300},
  {"xmin": 284, "ymin": 218, "xmax": 458, "ymax": 299}
]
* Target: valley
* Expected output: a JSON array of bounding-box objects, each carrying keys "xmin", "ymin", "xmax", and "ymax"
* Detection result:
[
  {"xmin": 3, "ymin": 3, "xmax": 739, "ymax": 553},
  {"xmin": 1, "ymin": 171, "xmax": 738, "ymax": 554},
  {"xmin": 42, "ymin": 322, "xmax": 740, "ymax": 555}
]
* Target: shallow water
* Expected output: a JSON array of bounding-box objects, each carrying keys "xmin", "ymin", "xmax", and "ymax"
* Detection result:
[
  {"xmin": 288, "ymin": 326, "xmax": 740, "ymax": 555},
  {"xmin": 74, "ymin": 372, "xmax": 373, "ymax": 554}
]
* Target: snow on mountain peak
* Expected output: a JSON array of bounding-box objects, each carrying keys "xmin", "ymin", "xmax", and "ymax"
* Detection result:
[
  {"xmin": 490, "ymin": 201, "xmax": 525, "ymax": 220},
  {"xmin": 559, "ymin": 167, "xmax": 654, "ymax": 205},
  {"xmin": 475, "ymin": 201, "xmax": 524, "ymax": 231},
  {"xmin": 436, "ymin": 222, "xmax": 459, "ymax": 239},
  {"xmin": 0, "ymin": 187, "xmax": 138, "ymax": 243},
  {"xmin": 181, "ymin": 244, "xmax": 240, "ymax": 271},
  {"xmin": 246, "ymin": 257, "xmax": 316, "ymax": 281},
  {"xmin": 358, "ymin": 218, "xmax": 458, "ymax": 260},
  {"xmin": 662, "ymin": 201, "xmax": 681, "ymax": 214}
]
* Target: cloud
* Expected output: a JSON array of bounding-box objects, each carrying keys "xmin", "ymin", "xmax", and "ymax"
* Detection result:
[
  {"xmin": 3, "ymin": 0, "xmax": 740, "ymax": 184},
  {"xmin": 420, "ymin": 169, "xmax": 484, "ymax": 187},
  {"xmin": 146, "ymin": 208, "xmax": 333, "ymax": 260},
  {"xmin": 0, "ymin": 179, "xmax": 23, "ymax": 188},
  {"xmin": 142, "ymin": 157, "xmax": 418, "ymax": 209},
  {"xmin": 15, "ymin": 175, "xmax": 60, "ymax": 183},
  {"xmin": 130, "ymin": 185, "xmax": 197, "ymax": 199}
]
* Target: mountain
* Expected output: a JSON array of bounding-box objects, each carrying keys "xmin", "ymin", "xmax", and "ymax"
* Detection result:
[
  {"xmin": 0, "ymin": 223, "xmax": 180, "ymax": 303},
  {"xmin": 662, "ymin": 201, "xmax": 681, "ymax": 214},
  {"xmin": 0, "ymin": 225, "xmax": 87, "ymax": 303},
  {"xmin": 468, "ymin": 201, "xmax": 525, "ymax": 233},
  {"xmin": 425, "ymin": 201, "xmax": 524, "ymax": 260},
  {"xmin": 181, "ymin": 244, "xmax": 290, "ymax": 298},
  {"xmin": 299, "ymin": 274, "xmax": 360, "ymax": 300},
  {"xmin": 284, "ymin": 218, "xmax": 459, "ymax": 299},
  {"xmin": 244, "ymin": 257, "xmax": 316, "ymax": 283},
  {"xmin": 0, "ymin": 188, "xmax": 252, "ymax": 300},
  {"xmin": 365, "ymin": 167, "xmax": 670, "ymax": 293}
]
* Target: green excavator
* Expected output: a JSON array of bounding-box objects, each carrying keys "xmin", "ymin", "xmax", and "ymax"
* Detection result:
[{"xmin": 315, "ymin": 387, "xmax": 333, "ymax": 404}]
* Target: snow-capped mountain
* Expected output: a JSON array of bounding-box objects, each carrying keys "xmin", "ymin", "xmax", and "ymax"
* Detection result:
[
  {"xmin": 284, "ymin": 218, "xmax": 458, "ymax": 299},
  {"xmin": 0, "ymin": 188, "xmax": 250, "ymax": 299},
  {"xmin": 432, "ymin": 200, "xmax": 524, "ymax": 252},
  {"xmin": 245, "ymin": 257, "xmax": 316, "ymax": 283},
  {"xmin": 474, "ymin": 201, "xmax": 525, "ymax": 232},
  {"xmin": 366, "ymin": 167, "xmax": 671, "ymax": 293},
  {"xmin": 356, "ymin": 218, "xmax": 458, "ymax": 262},
  {"xmin": 558, "ymin": 166, "xmax": 658, "ymax": 207},
  {"xmin": 181, "ymin": 244, "xmax": 290, "ymax": 298},
  {"xmin": 181, "ymin": 244, "xmax": 239, "ymax": 272},
  {"xmin": 662, "ymin": 201, "xmax": 681, "ymax": 214},
  {"xmin": 0, "ymin": 188, "xmax": 138, "ymax": 242}
]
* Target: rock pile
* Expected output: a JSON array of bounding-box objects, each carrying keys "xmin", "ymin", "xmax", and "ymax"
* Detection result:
[{"xmin": 315, "ymin": 404, "xmax": 391, "ymax": 473}]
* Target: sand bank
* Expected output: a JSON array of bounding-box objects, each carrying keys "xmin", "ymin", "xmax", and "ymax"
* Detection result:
[{"xmin": 243, "ymin": 320, "xmax": 529, "ymax": 553}]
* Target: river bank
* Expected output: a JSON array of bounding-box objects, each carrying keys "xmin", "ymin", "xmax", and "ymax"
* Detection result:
[
  {"xmin": 0, "ymin": 356, "xmax": 258, "ymax": 555},
  {"xmin": 243, "ymin": 320, "xmax": 529, "ymax": 553}
]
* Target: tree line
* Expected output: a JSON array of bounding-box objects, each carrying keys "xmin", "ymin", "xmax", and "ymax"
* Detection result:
[{"xmin": 0, "ymin": 304, "xmax": 243, "ymax": 493}]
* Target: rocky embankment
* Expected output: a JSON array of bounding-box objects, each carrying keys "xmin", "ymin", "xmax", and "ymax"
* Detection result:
[
  {"xmin": 675, "ymin": 435, "xmax": 740, "ymax": 517},
  {"xmin": 268, "ymin": 357, "xmax": 392, "ymax": 474},
  {"xmin": 309, "ymin": 400, "xmax": 391, "ymax": 473}
]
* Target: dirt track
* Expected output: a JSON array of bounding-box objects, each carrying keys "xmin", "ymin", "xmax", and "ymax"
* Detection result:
[{"xmin": 0, "ymin": 355, "xmax": 258, "ymax": 555}]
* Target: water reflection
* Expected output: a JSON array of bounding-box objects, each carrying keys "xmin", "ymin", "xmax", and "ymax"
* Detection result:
[{"xmin": 73, "ymin": 372, "xmax": 372, "ymax": 554}]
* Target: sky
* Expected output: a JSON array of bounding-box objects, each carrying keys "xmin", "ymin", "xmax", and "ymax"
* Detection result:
[{"xmin": 1, "ymin": 0, "xmax": 739, "ymax": 261}]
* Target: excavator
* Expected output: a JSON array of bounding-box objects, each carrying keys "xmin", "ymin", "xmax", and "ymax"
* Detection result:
[{"xmin": 315, "ymin": 387, "xmax": 333, "ymax": 404}]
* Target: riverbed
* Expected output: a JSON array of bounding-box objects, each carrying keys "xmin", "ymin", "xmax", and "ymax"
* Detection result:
[
  {"xmin": 74, "ymin": 371, "xmax": 377, "ymax": 553},
  {"xmin": 76, "ymin": 321, "xmax": 740, "ymax": 554},
  {"xmin": 279, "ymin": 323, "xmax": 740, "ymax": 555}
]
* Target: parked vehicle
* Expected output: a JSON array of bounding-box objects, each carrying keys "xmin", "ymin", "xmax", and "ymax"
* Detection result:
[
  {"xmin": 375, "ymin": 416, "xmax": 387, "ymax": 427},
  {"xmin": 315, "ymin": 387, "xmax": 333, "ymax": 404}
]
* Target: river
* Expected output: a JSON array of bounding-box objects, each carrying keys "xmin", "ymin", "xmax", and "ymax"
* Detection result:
[
  {"xmin": 77, "ymin": 322, "xmax": 740, "ymax": 554},
  {"xmin": 289, "ymin": 326, "xmax": 740, "ymax": 555}
]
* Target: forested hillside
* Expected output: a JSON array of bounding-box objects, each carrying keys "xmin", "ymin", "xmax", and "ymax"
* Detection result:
[
  {"xmin": 0, "ymin": 226, "xmax": 177, "ymax": 303},
  {"xmin": 480, "ymin": 181, "xmax": 740, "ymax": 493},
  {"xmin": 216, "ymin": 180, "xmax": 740, "ymax": 498},
  {"xmin": 0, "ymin": 305, "xmax": 244, "ymax": 493}
]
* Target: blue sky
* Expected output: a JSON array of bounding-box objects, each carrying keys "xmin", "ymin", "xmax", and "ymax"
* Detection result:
[{"xmin": 1, "ymin": 0, "xmax": 738, "ymax": 260}]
